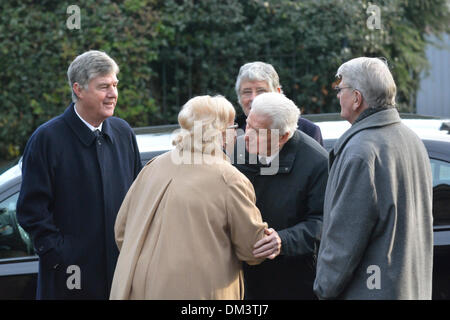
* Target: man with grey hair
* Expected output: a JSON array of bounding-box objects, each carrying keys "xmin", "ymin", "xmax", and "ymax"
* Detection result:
[
  {"xmin": 232, "ymin": 92, "xmax": 328, "ymax": 299},
  {"xmin": 17, "ymin": 50, "xmax": 142, "ymax": 299},
  {"xmin": 313, "ymin": 57, "xmax": 433, "ymax": 299},
  {"xmin": 235, "ymin": 61, "xmax": 323, "ymax": 145}
]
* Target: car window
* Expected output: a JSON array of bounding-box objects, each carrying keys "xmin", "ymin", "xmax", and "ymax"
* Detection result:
[
  {"xmin": 430, "ymin": 158, "xmax": 450, "ymax": 226},
  {"xmin": 0, "ymin": 192, "xmax": 34, "ymax": 259},
  {"xmin": 430, "ymin": 158, "xmax": 450, "ymax": 187}
]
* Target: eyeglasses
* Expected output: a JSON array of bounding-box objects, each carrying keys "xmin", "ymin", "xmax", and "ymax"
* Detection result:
[
  {"xmin": 240, "ymin": 88, "xmax": 268, "ymax": 98},
  {"xmin": 245, "ymin": 122, "xmax": 272, "ymax": 135},
  {"xmin": 334, "ymin": 86, "xmax": 353, "ymax": 94},
  {"xmin": 227, "ymin": 123, "xmax": 239, "ymax": 130}
]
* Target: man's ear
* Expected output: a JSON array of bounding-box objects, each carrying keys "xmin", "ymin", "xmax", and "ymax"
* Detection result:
[
  {"xmin": 352, "ymin": 90, "xmax": 364, "ymax": 111},
  {"xmin": 72, "ymin": 82, "xmax": 84, "ymax": 100},
  {"xmin": 279, "ymin": 131, "xmax": 290, "ymax": 146}
]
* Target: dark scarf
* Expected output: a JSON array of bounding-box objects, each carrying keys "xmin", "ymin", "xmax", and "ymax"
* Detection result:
[{"xmin": 354, "ymin": 106, "xmax": 394, "ymax": 124}]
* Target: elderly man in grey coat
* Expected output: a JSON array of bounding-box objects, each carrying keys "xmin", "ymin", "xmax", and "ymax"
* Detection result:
[{"xmin": 313, "ymin": 57, "xmax": 433, "ymax": 300}]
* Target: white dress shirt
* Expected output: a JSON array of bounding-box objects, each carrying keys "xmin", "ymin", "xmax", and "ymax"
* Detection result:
[
  {"xmin": 74, "ymin": 104, "xmax": 103, "ymax": 132},
  {"xmin": 258, "ymin": 152, "xmax": 279, "ymax": 165}
]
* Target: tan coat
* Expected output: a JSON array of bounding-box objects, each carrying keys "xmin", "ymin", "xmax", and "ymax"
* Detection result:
[{"xmin": 110, "ymin": 150, "xmax": 267, "ymax": 300}]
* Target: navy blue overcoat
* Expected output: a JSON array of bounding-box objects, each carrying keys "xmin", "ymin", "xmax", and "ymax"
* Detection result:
[{"xmin": 17, "ymin": 104, "xmax": 142, "ymax": 299}]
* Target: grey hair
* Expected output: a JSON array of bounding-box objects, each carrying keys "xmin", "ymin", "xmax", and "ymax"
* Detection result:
[
  {"xmin": 250, "ymin": 92, "xmax": 300, "ymax": 139},
  {"xmin": 336, "ymin": 57, "xmax": 396, "ymax": 108},
  {"xmin": 67, "ymin": 50, "xmax": 119, "ymax": 102},
  {"xmin": 235, "ymin": 61, "xmax": 281, "ymax": 104}
]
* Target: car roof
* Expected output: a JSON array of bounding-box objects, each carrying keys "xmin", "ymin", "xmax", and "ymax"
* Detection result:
[
  {"xmin": 314, "ymin": 118, "xmax": 450, "ymax": 140},
  {"xmin": 134, "ymin": 124, "xmax": 178, "ymax": 153},
  {"xmin": 315, "ymin": 117, "xmax": 450, "ymax": 157},
  {"xmin": 0, "ymin": 163, "xmax": 21, "ymax": 192},
  {"xmin": 1, "ymin": 115, "xmax": 449, "ymax": 189},
  {"xmin": 422, "ymin": 139, "xmax": 450, "ymax": 161},
  {"xmin": 133, "ymin": 117, "xmax": 450, "ymax": 164},
  {"xmin": 134, "ymin": 114, "xmax": 450, "ymax": 149}
]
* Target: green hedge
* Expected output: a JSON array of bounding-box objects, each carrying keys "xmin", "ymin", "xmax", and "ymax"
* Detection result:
[
  {"xmin": 0, "ymin": 0, "xmax": 165, "ymax": 159},
  {"xmin": 0, "ymin": 0, "xmax": 448, "ymax": 160}
]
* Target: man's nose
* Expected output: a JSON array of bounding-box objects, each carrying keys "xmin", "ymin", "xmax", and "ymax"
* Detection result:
[
  {"xmin": 244, "ymin": 129, "xmax": 257, "ymax": 142},
  {"xmin": 107, "ymin": 86, "xmax": 118, "ymax": 97}
]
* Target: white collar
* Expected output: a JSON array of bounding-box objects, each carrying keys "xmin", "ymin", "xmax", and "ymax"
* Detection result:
[
  {"xmin": 258, "ymin": 152, "xmax": 279, "ymax": 165},
  {"xmin": 74, "ymin": 104, "xmax": 103, "ymax": 132}
]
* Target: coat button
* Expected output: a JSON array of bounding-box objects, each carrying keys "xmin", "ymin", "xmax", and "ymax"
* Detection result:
[{"xmin": 38, "ymin": 246, "xmax": 44, "ymax": 252}]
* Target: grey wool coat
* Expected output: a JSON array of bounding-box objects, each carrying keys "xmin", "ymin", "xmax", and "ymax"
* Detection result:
[{"xmin": 313, "ymin": 108, "xmax": 433, "ymax": 300}]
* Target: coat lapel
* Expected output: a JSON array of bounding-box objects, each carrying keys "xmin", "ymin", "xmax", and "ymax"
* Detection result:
[
  {"xmin": 62, "ymin": 103, "xmax": 117, "ymax": 146},
  {"xmin": 62, "ymin": 103, "xmax": 97, "ymax": 146},
  {"xmin": 234, "ymin": 130, "xmax": 301, "ymax": 175},
  {"xmin": 101, "ymin": 118, "xmax": 116, "ymax": 144}
]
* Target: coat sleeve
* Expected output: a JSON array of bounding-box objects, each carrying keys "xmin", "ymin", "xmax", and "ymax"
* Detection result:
[
  {"xmin": 313, "ymin": 156, "xmax": 378, "ymax": 299},
  {"xmin": 314, "ymin": 126, "xmax": 324, "ymax": 147},
  {"xmin": 226, "ymin": 172, "xmax": 268, "ymax": 266},
  {"xmin": 130, "ymin": 130, "xmax": 143, "ymax": 176},
  {"xmin": 16, "ymin": 131, "xmax": 63, "ymax": 269},
  {"xmin": 307, "ymin": 123, "xmax": 324, "ymax": 147},
  {"xmin": 298, "ymin": 118, "xmax": 324, "ymax": 146},
  {"xmin": 277, "ymin": 156, "xmax": 328, "ymax": 257},
  {"xmin": 114, "ymin": 179, "xmax": 134, "ymax": 252}
]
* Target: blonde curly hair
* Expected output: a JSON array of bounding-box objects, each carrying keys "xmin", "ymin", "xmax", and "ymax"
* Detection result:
[{"xmin": 173, "ymin": 95, "xmax": 235, "ymax": 155}]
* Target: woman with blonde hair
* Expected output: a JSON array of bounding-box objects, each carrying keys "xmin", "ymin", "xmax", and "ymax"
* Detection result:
[{"xmin": 110, "ymin": 95, "xmax": 268, "ymax": 300}]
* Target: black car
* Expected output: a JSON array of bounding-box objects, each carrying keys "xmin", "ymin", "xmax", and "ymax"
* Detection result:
[{"xmin": 0, "ymin": 118, "xmax": 448, "ymax": 299}]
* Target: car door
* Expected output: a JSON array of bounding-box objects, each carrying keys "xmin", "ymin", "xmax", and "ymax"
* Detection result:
[
  {"xmin": 430, "ymin": 157, "xmax": 450, "ymax": 299},
  {"xmin": 0, "ymin": 172, "xmax": 38, "ymax": 299}
]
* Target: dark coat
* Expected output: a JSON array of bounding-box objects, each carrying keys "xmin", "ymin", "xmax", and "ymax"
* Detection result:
[
  {"xmin": 17, "ymin": 104, "xmax": 142, "ymax": 299},
  {"xmin": 235, "ymin": 113, "xmax": 323, "ymax": 146},
  {"xmin": 232, "ymin": 130, "xmax": 328, "ymax": 299}
]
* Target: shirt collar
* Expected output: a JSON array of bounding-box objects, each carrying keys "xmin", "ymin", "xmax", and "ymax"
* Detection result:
[
  {"xmin": 233, "ymin": 131, "xmax": 299, "ymax": 175},
  {"xmin": 74, "ymin": 104, "xmax": 103, "ymax": 132},
  {"xmin": 258, "ymin": 152, "xmax": 279, "ymax": 165},
  {"xmin": 63, "ymin": 103, "xmax": 114, "ymax": 146},
  {"xmin": 332, "ymin": 108, "xmax": 401, "ymax": 159}
]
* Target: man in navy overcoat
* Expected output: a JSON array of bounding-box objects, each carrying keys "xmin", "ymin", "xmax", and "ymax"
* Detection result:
[{"xmin": 17, "ymin": 50, "xmax": 142, "ymax": 299}]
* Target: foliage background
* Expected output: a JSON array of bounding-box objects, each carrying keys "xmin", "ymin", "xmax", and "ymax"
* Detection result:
[{"xmin": 0, "ymin": 0, "xmax": 449, "ymax": 160}]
